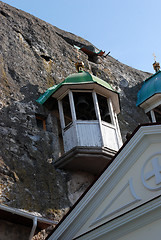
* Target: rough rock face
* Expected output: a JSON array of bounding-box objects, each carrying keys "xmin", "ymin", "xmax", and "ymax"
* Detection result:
[{"xmin": 0, "ymin": 0, "xmax": 151, "ymax": 224}]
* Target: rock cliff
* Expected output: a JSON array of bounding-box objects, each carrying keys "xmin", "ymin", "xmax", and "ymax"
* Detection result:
[{"xmin": 0, "ymin": 0, "xmax": 151, "ymax": 224}]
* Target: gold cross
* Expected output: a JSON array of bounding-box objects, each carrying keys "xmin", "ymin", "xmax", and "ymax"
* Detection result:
[
  {"xmin": 76, "ymin": 48, "xmax": 80, "ymax": 60},
  {"xmin": 153, "ymin": 53, "xmax": 156, "ymax": 62}
]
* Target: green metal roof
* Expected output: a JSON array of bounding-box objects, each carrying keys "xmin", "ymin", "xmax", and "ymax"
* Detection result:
[
  {"xmin": 136, "ymin": 70, "xmax": 161, "ymax": 106},
  {"xmin": 36, "ymin": 71, "xmax": 116, "ymax": 105}
]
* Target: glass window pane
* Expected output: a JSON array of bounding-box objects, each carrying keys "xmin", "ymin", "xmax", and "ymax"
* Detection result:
[
  {"xmin": 62, "ymin": 94, "xmax": 72, "ymax": 126},
  {"xmin": 73, "ymin": 92, "xmax": 96, "ymax": 120},
  {"xmin": 97, "ymin": 94, "xmax": 112, "ymax": 124},
  {"xmin": 146, "ymin": 112, "xmax": 152, "ymax": 122},
  {"xmin": 35, "ymin": 114, "xmax": 47, "ymax": 130},
  {"xmin": 154, "ymin": 105, "xmax": 161, "ymax": 123}
]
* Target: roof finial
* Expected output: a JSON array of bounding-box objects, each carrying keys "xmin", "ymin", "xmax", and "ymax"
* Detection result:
[
  {"xmin": 153, "ymin": 52, "xmax": 156, "ymax": 62},
  {"xmin": 153, "ymin": 53, "xmax": 160, "ymax": 72},
  {"xmin": 76, "ymin": 47, "xmax": 80, "ymax": 60},
  {"xmin": 75, "ymin": 61, "xmax": 84, "ymax": 72},
  {"xmin": 75, "ymin": 46, "xmax": 84, "ymax": 72}
]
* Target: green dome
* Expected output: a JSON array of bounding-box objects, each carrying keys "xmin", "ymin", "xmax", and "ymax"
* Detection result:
[
  {"xmin": 136, "ymin": 70, "xmax": 161, "ymax": 106},
  {"xmin": 64, "ymin": 71, "xmax": 96, "ymax": 83},
  {"xmin": 64, "ymin": 71, "xmax": 114, "ymax": 89},
  {"xmin": 36, "ymin": 71, "xmax": 115, "ymax": 105}
]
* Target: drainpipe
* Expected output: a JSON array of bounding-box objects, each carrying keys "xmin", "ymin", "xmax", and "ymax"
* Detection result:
[
  {"xmin": 29, "ymin": 216, "xmax": 37, "ymax": 240},
  {"xmin": 0, "ymin": 204, "xmax": 57, "ymax": 239}
]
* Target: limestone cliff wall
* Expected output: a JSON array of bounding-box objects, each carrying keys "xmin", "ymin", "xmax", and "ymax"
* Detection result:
[{"xmin": 0, "ymin": 1, "xmax": 151, "ymax": 222}]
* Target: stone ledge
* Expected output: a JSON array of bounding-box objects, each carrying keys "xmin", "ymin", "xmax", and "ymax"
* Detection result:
[{"xmin": 54, "ymin": 147, "xmax": 116, "ymax": 175}]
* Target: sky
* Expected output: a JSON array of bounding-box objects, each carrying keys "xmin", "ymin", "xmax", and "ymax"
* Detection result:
[{"xmin": 2, "ymin": 0, "xmax": 161, "ymax": 73}]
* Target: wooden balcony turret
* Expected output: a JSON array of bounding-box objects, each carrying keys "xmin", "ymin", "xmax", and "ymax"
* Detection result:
[{"xmin": 37, "ymin": 65, "xmax": 122, "ymax": 175}]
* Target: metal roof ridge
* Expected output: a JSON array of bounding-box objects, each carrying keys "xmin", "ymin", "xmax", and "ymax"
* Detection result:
[{"xmin": 144, "ymin": 70, "xmax": 161, "ymax": 82}]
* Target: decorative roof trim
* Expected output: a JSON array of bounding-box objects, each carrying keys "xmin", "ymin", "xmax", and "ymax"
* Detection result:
[
  {"xmin": 144, "ymin": 70, "xmax": 160, "ymax": 82},
  {"xmin": 73, "ymin": 195, "xmax": 161, "ymax": 240},
  {"xmin": 36, "ymin": 71, "xmax": 117, "ymax": 105}
]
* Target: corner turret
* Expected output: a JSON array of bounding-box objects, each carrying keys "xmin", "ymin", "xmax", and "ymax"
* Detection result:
[{"xmin": 136, "ymin": 61, "xmax": 161, "ymax": 123}]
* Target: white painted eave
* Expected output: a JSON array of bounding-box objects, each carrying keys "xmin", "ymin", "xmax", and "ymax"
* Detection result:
[{"xmin": 52, "ymin": 83, "xmax": 120, "ymax": 114}]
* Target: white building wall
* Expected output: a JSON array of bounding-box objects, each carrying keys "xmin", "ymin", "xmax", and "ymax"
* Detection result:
[{"xmin": 117, "ymin": 218, "xmax": 161, "ymax": 240}]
